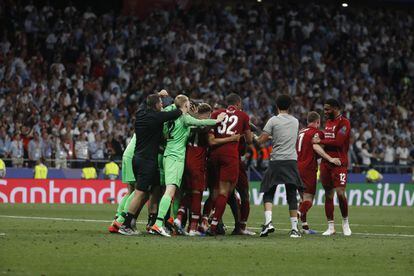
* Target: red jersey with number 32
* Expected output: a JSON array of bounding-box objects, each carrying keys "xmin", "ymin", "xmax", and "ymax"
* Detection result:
[
  {"xmin": 321, "ymin": 115, "xmax": 351, "ymax": 167},
  {"xmin": 210, "ymin": 105, "xmax": 250, "ymax": 157},
  {"xmin": 296, "ymin": 127, "xmax": 324, "ymax": 173}
]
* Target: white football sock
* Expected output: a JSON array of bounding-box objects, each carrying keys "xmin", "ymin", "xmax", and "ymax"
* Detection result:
[
  {"xmin": 290, "ymin": 217, "xmax": 298, "ymax": 231},
  {"xmin": 264, "ymin": 211, "xmax": 272, "ymax": 225},
  {"xmin": 328, "ymin": 220, "xmax": 335, "ymax": 230}
]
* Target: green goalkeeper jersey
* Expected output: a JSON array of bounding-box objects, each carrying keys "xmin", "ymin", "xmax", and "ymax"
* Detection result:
[
  {"xmin": 122, "ymin": 134, "xmax": 136, "ymax": 159},
  {"xmin": 163, "ymin": 105, "xmax": 217, "ymax": 160}
]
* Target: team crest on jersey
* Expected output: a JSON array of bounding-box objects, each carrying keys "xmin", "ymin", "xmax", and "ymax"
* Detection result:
[{"xmin": 340, "ymin": 126, "xmax": 347, "ymax": 134}]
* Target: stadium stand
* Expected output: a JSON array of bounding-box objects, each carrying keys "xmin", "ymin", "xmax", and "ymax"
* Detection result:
[{"xmin": 0, "ymin": 1, "xmax": 412, "ymax": 173}]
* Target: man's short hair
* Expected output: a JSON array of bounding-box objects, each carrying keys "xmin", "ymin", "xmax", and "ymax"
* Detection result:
[
  {"xmin": 276, "ymin": 94, "xmax": 292, "ymax": 111},
  {"xmin": 325, "ymin": 98, "xmax": 341, "ymax": 109},
  {"xmin": 198, "ymin": 103, "xmax": 212, "ymax": 114},
  {"xmin": 307, "ymin": 111, "xmax": 320, "ymax": 124},
  {"xmin": 174, "ymin": 94, "xmax": 189, "ymax": 108},
  {"xmin": 226, "ymin": 93, "xmax": 241, "ymax": 106},
  {"xmin": 146, "ymin": 94, "xmax": 161, "ymax": 109}
]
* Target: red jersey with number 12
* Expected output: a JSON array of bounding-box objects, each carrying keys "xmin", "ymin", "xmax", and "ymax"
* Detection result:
[
  {"xmin": 321, "ymin": 115, "xmax": 351, "ymax": 167},
  {"xmin": 296, "ymin": 127, "xmax": 324, "ymax": 173},
  {"xmin": 210, "ymin": 106, "xmax": 250, "ymax": 157}
]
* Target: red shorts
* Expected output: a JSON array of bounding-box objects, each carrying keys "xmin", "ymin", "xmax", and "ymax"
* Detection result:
[
  {"xmin": 236, "ymin": 160, "xmax": 248, "ymax": 191},
  {"xmin": 184, "ymin": 162, "xmax": 206, "ymax": 192},
  {"xmin": 298, "ymin": 166, "xmax": 317, "ymax": 195},
  {"xmin": 320, "ymin": 162, "xmax": 348, "ymax": 190},
  {"xmin": 208, "ymin": 154, "xmax": 239, "ymax": 185}
]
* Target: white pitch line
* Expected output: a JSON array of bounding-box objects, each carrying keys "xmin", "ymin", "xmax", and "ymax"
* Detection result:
[
  {"xmin": 273, "ymin": 222, "xmax": 414, "ymax": 229},
  {"xmin": 0, "ymin": 215, "xmax": 113, "ymax": 223},
  {"xmin": 1, "ymin": 215, "xmax": 412, "ymax": 229},
  {"xmin": 1, "ymin": 215, "xmax": 414, "ymax": 238}
]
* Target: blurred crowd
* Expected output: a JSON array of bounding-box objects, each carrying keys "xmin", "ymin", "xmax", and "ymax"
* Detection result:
[{"xmin": 0, "ymin": 1, "xmax": 413, "ymax": 172}]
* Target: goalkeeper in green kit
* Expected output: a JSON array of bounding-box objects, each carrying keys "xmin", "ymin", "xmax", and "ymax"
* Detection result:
[
  {"xmin": 108, "ymin": 134, "xmax": 137, "ymax": 233},
  {"xmin": 149, "ymin": 95, "xmax": 226, "ymax": 237}
]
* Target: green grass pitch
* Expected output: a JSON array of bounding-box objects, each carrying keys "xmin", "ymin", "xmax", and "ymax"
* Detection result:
[{"xmin": 0, "ymin": 204, "xmax": 413, "ymax": 275}]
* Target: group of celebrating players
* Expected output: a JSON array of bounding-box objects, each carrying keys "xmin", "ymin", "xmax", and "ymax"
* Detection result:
[{"xmin": 108, "ymin": 89, "xmax": 352, "ymax": 238}]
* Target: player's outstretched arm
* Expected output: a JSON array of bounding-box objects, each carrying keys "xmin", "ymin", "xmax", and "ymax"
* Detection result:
[
  {"xmin": 183, "ymin": 113, "xmax": 218, "ymax": 127},
  {"xmin": 313, "ymin": 144, "xmax": 341, "ymax": 166},
  {"xmin": 208, "ymin": 133, "xmax": 240, "ymax": 146},
  {"xmin": 255, "ymin": 132, "xmax": 270, "ymax": 145},
  {"xmin": 155, "ymin": 108, "xmax": 183, "ymax": 124}
]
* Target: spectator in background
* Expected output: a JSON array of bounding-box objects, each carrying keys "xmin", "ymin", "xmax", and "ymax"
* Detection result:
[
  {"xmin": 360, "ymin": 143, "xmax": 374, "ymax": 169},
  {"xmin": 10, "ymin": 133, "xmax": 24, "ymax": 168},
  {"xmin": 0, "ymin": 127, "xmax": 11, "ymax": 158},
  {"xmin": 28, "ymin": 132, "xmax": 43, "ymax": 167},
  {"xmin": 89, "ymin": 132, "xmax": 105, "ymax": 160},
  {"xmin": 34, "ymin": 157, "xmax": 48, "ymax": 179},
  {"xmin": 41, "ymin": 132, "xmax": 54, "ymax": 166},
  {"xmin": 55, "ymin": 134, "xmax": 73, "ymax": 169},
  {"xmin": 366, "ymin": 164, "xmax": 383, "ymax": 183},
  {"xmin": 383, "ymin": 140, "xmax": 396, "ymax": 173},
  {"xmin": 396, "ymin": 140, "xmax": 410, "ymax": 173},
  {"xmin": 103, "ymin": 156, "xmax": 119, "ymax": 180},
  {"xmin": 0, "ymin": 157, "xmax": 5, "ymax": 178},
  {"xmin": 348, "ymin": 135, "xmax": 359, "ymax": 171},
  {"xmin": 75, "ymin": 132, "xmax": 89, "ymax": 167},
  {"xmin": 81, "ymin": 160, "xmax": 97, "ymax": 180}
]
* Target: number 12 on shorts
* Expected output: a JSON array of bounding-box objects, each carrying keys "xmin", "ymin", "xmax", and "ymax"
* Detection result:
[{"xmin": 339, "ymin": 173, "xmax": 346, "ymax": 185}]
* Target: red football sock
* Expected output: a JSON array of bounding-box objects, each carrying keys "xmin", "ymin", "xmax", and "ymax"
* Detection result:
[
  {"xmin": 338, "ymin": 195, "xmax": 349, "ymax": 218},
  {"xmin": 176, "ymin": 194, "xmax": 191, "ymax": 223},
  {"xmin": 190, "ymin": 192, "xmax": 202, "ymax": 231},
  {"xmin": 325, "ymin": 197, "xmax": 334, "ymax": 221},
  {"xmin": 299, "ymin": 200, "xmax": 312, "ymax": 223},
  {"xmin": 210, "ymin": 194, "xmax": 228, "ymax": 233}
]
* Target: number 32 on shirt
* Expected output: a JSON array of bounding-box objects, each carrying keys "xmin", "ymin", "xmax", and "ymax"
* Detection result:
[{"xmin": 217, "ymin": 114, "xmax": 238, "ymax": 135}]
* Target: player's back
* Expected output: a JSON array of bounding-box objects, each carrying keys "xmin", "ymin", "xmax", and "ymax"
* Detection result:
[
  {"xmin": 297, "ymin": 127, "xmax": 323, "ymax": 172},
  {"xmin": 186, "ymin": 128, "xmax": 209, "ymax": 167},
  {"xmin": 210, "ymin": 106, "xmax": 250, "ymax": 157}
]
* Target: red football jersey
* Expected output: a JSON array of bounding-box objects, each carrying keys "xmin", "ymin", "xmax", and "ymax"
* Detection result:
[
  {"xmin": 210, "ymin": 105, "xmax": 251, "ymax": 157},
  {"xmin": 320, "ymin": 115, "xmax": 351, "ymax": 167},
  {"xmin": 297, "ymin": 126, "xmax": 324, "ymax": 172},
  {"xmin": 185, "ymin": 129, "xmax": 209, "ymax": 168}
]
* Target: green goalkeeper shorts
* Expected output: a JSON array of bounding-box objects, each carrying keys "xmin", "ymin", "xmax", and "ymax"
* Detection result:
[
  {"xmin": 163, "ymin": 155, "xmax": 184, "ymax": 187},
  {"xmin": 122, "ymin": 156, "xmax": 135, "ymax": 184}
]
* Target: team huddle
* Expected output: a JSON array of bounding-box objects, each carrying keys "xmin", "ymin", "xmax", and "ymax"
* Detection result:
[{"xmin": 108, "ymin": 90, "xmax": 352, "ymax": 238}]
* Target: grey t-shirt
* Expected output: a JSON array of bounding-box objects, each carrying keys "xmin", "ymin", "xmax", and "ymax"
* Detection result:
[{"xmin": 263, "ymin": 113, "xmax": 299, "ymax": 161}]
